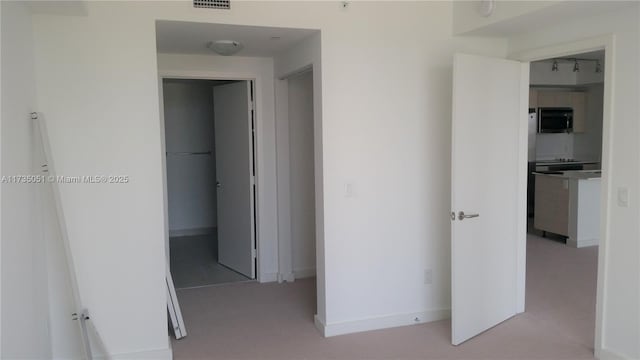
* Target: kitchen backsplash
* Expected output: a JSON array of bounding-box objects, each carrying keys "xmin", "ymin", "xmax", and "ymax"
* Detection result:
[{"xmin": 536, "ymin": 133, "xmax": 574, "ymax": 160}]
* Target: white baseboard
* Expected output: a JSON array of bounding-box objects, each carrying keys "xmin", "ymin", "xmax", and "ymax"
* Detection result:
[
  {"xmin": 278, "ymin": 272, "xmax": 295, "ymax": 282},
  {"xmin": 293, "ymin": 267, "xmax": 316, "ymax": 279},
  {"xmin": 169, "ymin": 227, "xmax": 215, "ymax": 237},
  {"xmin": 314, "ymin": 314, "xmax": 326, "ymax": 336},
  {"xmin": 315, "ymin": 308, "xmax": 450, "ymax": 337},
  {"xmin": 259, "ymin": 272, "xmax": 278, "ymax": 283},
  {"xmin": 597, "ymin": 348, "xmax": 633, "ymax": 360},
  {"xmin": 567, "ymin": 237, "xmax": 599, "ymax": 248},
  {"xmin": 96, "ymin": 347, "xmax": 172, "ymax": 360}
]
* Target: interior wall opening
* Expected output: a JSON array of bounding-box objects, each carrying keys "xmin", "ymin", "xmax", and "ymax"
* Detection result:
[
  {"xmin": 155, "ymin": 20, "xmax": 323, "ymax": 348},
  {"xmin": 525, "ymin": 49, "xmax": 605, "ymax": 349},
  {"xmin": 163, "ymin": 78, "xmax": 257, "ymax": 289},
  {"xmin": 286, "ymin": 69, "xmax": 317, "ymax": 282}
]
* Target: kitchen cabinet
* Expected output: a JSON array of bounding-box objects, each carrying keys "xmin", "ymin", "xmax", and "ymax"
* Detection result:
[
  {"xmin": 536, "ymin": 90, "xmax": 572, "ymax": 107},
  {"xmin": 554, "ymin": 92, "xmax": 572, "ymax": 107},
  {"xmin": 529, "ymin": 89, "xmax": 538, "ymax": 108},
  {"xmin": 534, "ymin": 174, "xmax": 569, "ymax": 236},
  {"xmin": 571, "ymin": 92, "xmax": 586, "ymax": 133},
  {"xmin": 532, "ymin": 90, "xmax": 587, "ymax": 133},
  {"xmin": 534, "ymin": 172, "xmax": 601, "ymax": 247},
  {"xmin": 536, "ymin": 91, "xmax": 556, "ymax": 107}
]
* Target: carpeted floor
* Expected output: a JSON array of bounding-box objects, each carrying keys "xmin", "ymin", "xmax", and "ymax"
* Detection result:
[
  {"xmin": 171, "ymin": 234, "xmax": 598, "ymax": 359},
  {"xmin": 170, "ymin": 234, "xmax": 251, "ymax": 289}
]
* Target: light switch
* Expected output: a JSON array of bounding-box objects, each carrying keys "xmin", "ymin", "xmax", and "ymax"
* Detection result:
[
  {"xmin": 424, "ymin": 269, "xmax": 433, "ymax": 285},
  {"xmin": 617, "ymin": 187, "xmax": 629, "ymax": 207}
]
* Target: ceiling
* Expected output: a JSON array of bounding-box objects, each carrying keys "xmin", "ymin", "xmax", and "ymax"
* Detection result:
[
  {"xmin": 156, "ymin": 21, "xmax": 318, "ymax": 57},
  {"xmin": 572, "ymin": 50, "xmax": 605, "ymax": 61},
  {"xmin": 466, "ymin": 1, "xmax": 636, "ymax": 37},
  {"xmin": 27, "ymin": 1, "xmax": 88, "ymax": 16}
]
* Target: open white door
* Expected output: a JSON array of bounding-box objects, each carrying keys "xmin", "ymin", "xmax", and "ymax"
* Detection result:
[
  {"xmin": 214, "ymin": 81, "xmax": 256, "ymax": 279},
  {"xmin": 451, "ymin": 53, "xmax": 528, "ymax": 345}
]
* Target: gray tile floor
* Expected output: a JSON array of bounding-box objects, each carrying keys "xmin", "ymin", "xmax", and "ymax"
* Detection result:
[{"xmin": 169, "ymin": 233, "xmax": 251, "ymax": 289}]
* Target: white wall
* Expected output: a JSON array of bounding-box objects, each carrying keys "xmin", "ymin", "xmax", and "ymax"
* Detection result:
[
  {"xmin": 452, "ymin": 0, "xmax": 562, "ymax": 35},
  {"xmin": 30, "ymin": 1, "xmax": 507, "ymax": 355},
  {"xmin": 507, "ymin": 5, "xmax": 640, "ymax": 359},
  {"xmin": 530, "ymin": 61, "xmax": 577, "ymax": 86},
  {"xmin": 32, "ymin": 7, "xmax": 170, "ymax": 357},
  {"xmin": 577, "ymin": 60, "xmax": 605, "ymax": 85},
  {"xmin": 288, "ymin": 71, "xmax": 316, "ymax": 278},
  {"xmin": 163, "ymin": 80, "xmax": 217, "ymax": 233},
  {"xmin": 0, "ymin": 1, "xmax": 52, "ymax": 358}
]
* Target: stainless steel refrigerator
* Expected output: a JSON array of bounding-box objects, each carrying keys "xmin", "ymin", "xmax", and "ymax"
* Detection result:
[{"xmin": 527, "ymin": 110, "xmax": 537, "ymax": 218}]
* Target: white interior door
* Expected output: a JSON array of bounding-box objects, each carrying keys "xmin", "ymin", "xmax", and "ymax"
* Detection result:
[
  {"xmin": 451, "ymin": 53, "xmax": 527, "ymax": 345},
  {"xmin": 214, "ymin": 81, "xmax": 255, "ymax": 279}
]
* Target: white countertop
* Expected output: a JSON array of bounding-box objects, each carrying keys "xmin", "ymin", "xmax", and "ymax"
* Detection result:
[
  {"xmin": 535, "ymin": 160, "xmax": 600, "ymax": 166},
  {"xmin": 534, "ymin": 170, "xmax": 602, "ymax": 180}
]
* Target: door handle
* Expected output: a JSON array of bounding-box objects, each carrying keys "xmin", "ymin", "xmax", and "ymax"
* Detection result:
[
  {"xmin": 216, "ymin": 181, "xmax": 221, "ymax": 188},
  {"xmin": 458, "ymin": 211, "xmax": 479, "ymax": 221}
]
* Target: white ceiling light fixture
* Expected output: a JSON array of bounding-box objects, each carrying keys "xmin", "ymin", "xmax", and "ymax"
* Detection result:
[{"xmin": 206, "ymin": 40, "xmax": 243, "ymax": 56}]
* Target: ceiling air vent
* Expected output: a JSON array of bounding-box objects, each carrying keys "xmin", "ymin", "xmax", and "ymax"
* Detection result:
[{"xmin": 193, "ymin": 0, "xmax": 230, "ymax": 10}]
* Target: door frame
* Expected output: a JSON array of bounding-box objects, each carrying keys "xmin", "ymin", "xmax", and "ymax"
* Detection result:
[
  {"xmin": 510, "ymin": 34, "xmax": 615, "ymax": 357},
  {"xmin": 158, "ymin": 72, "xmax": 261, "ymax": 280}
]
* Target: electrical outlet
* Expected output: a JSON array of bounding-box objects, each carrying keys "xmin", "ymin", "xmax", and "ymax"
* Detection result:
[
  {"xmin": 424, "ymin": 269, "xmax": 433, "ymax": 285},
  {"xmin": 345, "ymin": 183, "xmax": 355, "ymax": 198},
  {"xmin": 617, "ymin": 187, "xmax": 629, "ymax": 207}
]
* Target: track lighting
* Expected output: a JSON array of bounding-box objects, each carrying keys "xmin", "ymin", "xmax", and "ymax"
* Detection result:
[{"xmin": 546, "ymin": 57, "xmax": 603, "ymax": 74}]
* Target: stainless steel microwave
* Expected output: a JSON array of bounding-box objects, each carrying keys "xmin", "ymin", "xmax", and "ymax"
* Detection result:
[{"xmin": 537, "ymin": 107, "xmax": 573, "ymax": 133}]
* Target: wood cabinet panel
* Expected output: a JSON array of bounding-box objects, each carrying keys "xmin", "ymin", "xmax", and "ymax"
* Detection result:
[
  {"xmin": 555, "ymin": 92, "xmax": 573, "ymax": 108},
  {"xmin": 529, "ymin": 89, "xmax": 538, "ymax": 108},
  {"xmin": 534, "ymin": 175, "xmax": 569, "ymax": 236},
  {"xmin": 571, "ymin": 92, "xmax": 586, "ymax": 133},
  {"xmin": 537, "ymin": 91, "xmax": 556, "ymax": 107}
]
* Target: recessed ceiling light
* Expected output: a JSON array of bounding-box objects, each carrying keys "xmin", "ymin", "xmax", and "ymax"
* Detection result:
[
  {"xmin": 270, "ymin": 36, "xmax": 281, "ymax": 40},
  {"xmin": 206, "ymin": 40, "xmax": 243, "ymax": 56}
]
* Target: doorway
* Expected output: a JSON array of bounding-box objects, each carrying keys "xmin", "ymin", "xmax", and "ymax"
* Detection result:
[
  {"xmin": 450, "ymin": 38, "xmax": 613, "ymax": 354},
  {"xmin": 277, "ymin": 69, "xmax": 317, "ymax": 283},
  {"xmin": 162, "ymin": 78, "xmax": 257, "ymax": 289},
  {"xmin": 526, "ymin": 50, "xmax": 605, "ymax": 348}
]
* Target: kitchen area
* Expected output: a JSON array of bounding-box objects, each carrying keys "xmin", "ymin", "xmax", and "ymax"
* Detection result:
[{"xmin": 527, "ymin": 51, "xmax": 604, "ymax": 248}]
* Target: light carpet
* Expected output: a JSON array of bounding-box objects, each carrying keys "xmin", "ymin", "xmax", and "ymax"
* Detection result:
[{"xmin": 172, "ymin": 234, "xmax": 597, "ymax": 359}]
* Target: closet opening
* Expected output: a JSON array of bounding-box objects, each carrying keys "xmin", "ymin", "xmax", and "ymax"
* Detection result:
[{"xmin": 162, "ymin": 78, "xmax": 258, "ymax": 289}]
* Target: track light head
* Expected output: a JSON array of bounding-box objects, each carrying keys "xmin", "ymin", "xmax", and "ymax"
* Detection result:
[
  {"xmin": 552, "ymin": 60, "xmax": 559, "ymax": 72},
  {"xmin": 595, "ymin": 60, "xmax": 602, "ymax": 73},
  {"xmin": 573, "ymin": 60, "xmax": 580, "ymax": 72}
]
